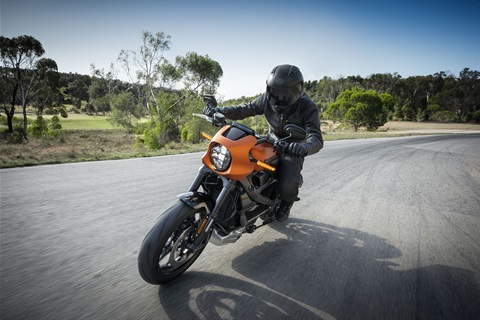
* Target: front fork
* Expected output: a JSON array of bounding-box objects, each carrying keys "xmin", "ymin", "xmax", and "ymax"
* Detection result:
[{"xmin": 181, "ymin": 165, "xmax": 236, "ymax": 251}]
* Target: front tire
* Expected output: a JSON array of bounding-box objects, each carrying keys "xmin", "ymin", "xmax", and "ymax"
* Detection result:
[{"xmin": 138, "ymin": 201, "xmax": 209, "ymax": 284}]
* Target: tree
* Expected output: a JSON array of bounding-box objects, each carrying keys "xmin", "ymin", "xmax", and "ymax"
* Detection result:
[
  {"xmin": 108, "ymin": 91, "xmax": 142, "ymax": 131},
  {"xmin": 118, "ymin": 31, "xmax": 172, "ymax": 120},
  {"xmin": 116, "ymin": 30, "xmax": 223, "ymax": 148},
  {"xmin": 0, "ymin": 35, "xmax": 58, "ymax": 139},
  {"xmin": 380, "ymin": 93, "xmax": 395, "ymax": 119},
  {"xmin": 457, "ymin": 68, "xmax": 480, "ymax": 121},
  {"xmin": 88, "ymin": 64, "xmax": 120, "ymax": 115},
  {"xmin": 32, "ymin": 58, "xmax": 62, "ymax": 115},
  {"xmin": 65, "ymin": 76, "xmax": 90, "ymax": 108},
  {"xmin": 324, "ymin": 87, "xmax": 388, "ymax": 131}
]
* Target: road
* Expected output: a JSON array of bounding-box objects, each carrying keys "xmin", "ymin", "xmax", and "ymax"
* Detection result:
[{"xmin": 1, "ymin": 133, "xmax": 479, "ymax": 319}]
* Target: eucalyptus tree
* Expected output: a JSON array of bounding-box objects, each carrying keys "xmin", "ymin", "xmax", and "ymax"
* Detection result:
[
  {"xmin": 115, "ymin": 30, "xmax": 223, "ymax": 147},
  {"xmin": 117, "ymin": 31, "xmax": 172, "ymax": 121},
  {"xmin": 0, "ymin": 35, "xmax": 58, "ymax": 139}
]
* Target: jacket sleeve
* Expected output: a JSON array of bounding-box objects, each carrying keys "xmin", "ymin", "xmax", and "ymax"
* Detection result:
[
  {"xmin": 303, "ymin": 105, "xmax": 324, "ymax": 156},
  {"xmin": 217, "ymin": 94, "xmax": 266, "ymax": 120}
]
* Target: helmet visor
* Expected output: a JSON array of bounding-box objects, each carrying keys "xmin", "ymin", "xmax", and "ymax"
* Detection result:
[{"xmin": 267, "ymin": 86, "xmax": 294, "ymax": 107}]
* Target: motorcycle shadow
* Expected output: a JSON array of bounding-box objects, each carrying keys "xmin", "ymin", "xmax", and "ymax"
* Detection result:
[
  {"xmin": 157, "ymin": 218, "xmax": 395, "ymax": 319},
  {"xmin": 231, "ymin": 218, "xmax": 480, "ymax": 319},
  {"xmin": 158, "ymin": 270, "xmax": 331, "ymax": 319},
  {"xmin": 157, "ymin": 218, "xmax": 480, "ymax": 319}
]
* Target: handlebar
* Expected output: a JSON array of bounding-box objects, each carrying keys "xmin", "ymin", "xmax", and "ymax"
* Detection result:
[{"xmin": 192, "ymin": 112, "xmax": 227, "ymax": 127}]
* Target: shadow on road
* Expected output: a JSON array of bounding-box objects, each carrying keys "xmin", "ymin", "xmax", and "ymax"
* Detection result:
[
  {"xmin": 158, "ymin": 271, "xmax": 332, "ymax": 319},
  {"xmin": 158, "ymin": 218, "xmax": 480, "ymax": 319}
]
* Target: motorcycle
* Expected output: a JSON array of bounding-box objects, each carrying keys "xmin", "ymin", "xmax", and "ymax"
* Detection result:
[{"xmin": 137, "ymin": 95, "xmax": 307, "ymax": 284}]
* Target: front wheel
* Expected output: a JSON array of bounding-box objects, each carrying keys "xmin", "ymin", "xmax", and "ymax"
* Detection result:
[{"xmin": 138, "ymin": 201, "xmax": 209, "ymax": 284}]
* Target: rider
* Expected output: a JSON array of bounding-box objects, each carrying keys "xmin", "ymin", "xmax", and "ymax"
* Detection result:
[{"xmin": 203, "ymin": 64, "xmax": 323, "ymax": 222}]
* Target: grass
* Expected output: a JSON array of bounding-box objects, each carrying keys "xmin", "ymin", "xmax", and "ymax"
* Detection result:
[
  {"xmin": 42, "ymin": 113, "xmax": 118, "ymax": 130},
  {"xmin": 0, "ymin": 130, "xmax": 209, "ymax": 168},
  {"xmin": 1, "ymin": 116, "xmax": 479, "ymax": 168}
]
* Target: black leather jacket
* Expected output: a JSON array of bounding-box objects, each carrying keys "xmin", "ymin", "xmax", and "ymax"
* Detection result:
[{"xmin": 218, "ymin": 92, "xmax": 323, "ymax": 156}]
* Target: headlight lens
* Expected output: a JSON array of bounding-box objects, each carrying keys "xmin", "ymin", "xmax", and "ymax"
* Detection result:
[{"xmin": 210, "ymin": 144, "xmax": 232, "ymax": 172}]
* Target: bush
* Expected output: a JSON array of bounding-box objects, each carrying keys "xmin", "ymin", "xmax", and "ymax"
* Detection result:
[
  {"xmin": 9, "ymin": 127, "xmax": 24, "ymax": 144},
  {"xmin": 465, "ymin": 110, "xmax": 480, "ymax": 123},
  {"xmin": 60, "ymin": 108, "xmax": 68, "ymax": 118},
  {"xmin": 49, "ymin": 115, "xmax": 62, "ymax": 130},
  {"xmin": 181, "ymin": 127, "xmax": 189, "ymax": 142},
  {"xmin": 28, "ymin": 116, "xmax": 49, "ymax": 138},
  {"xmin": 143, "ymin": 122, "xmax": 163, "ymax": 150},
  {"xmin": 46, "ymin": 129, "xmax": 60, "ymax": 140},
  {"xmin": 430, "ymin": 110, "xmax": 458, "ymax": 123}
]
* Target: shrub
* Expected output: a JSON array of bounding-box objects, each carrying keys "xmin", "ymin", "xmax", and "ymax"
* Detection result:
[
  {"xmin": 28, "ymin": 116, "xmax": 48, "ymax": 138},
  {"xmin": 49, "ymin": 115, "xmax": 62, "ymax": 130},
  {"xmin": 430, "ymin": 110, "xmax": 458, "ymax": 123},
  {"xmin": 465, "ymin": 110, "xmax": 480, "ymax": 123},
  {"xmin": 181, "ymin": 127, "xmax": 189, "ymax": 142},
  {"xmin": 143, "ymin": 122, "xmax": 163, "ymax": 149},
  {"xmin": 60, "ymin": 108, "xmax": 68, "ymax": 118},
  {"xmin": 9, "ymin": 127, "xmax": 24, "ymax": 144}
]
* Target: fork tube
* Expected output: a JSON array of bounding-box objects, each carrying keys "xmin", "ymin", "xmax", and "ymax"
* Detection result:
[
  {"xmin": 192, "ymin": 178, "xmax": 236, "ymax": 249},
  {"xmin": 188, "ymin": 165, "xmax": 210, "ymax": 192},
  {"xmin": 210, "ymin": 179, "xmax": 236, "ymax": 220}
]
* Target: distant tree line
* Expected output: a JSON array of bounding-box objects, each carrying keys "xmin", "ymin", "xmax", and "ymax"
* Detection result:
[
  {"xmin": 305, "ymin": 69, "xmax": 480, "ymax": 125},
  {"xmin": 2, "ymin": 33, "xmax": 479, "ymax": 145},
  {"xmin": 223, "ymin": 68, "xmax": 479, "ymax": 133}
]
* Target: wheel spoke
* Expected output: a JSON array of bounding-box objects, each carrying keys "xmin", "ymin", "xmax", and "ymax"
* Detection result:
[{"xmin": 158, "ymin": 215, "xmax": 202, "ymax": 270}]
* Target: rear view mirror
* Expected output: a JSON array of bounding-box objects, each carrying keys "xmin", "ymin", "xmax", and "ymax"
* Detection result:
[{"xmin": 284, "ymin": 124, "xmax": 307, "ymax": 140}]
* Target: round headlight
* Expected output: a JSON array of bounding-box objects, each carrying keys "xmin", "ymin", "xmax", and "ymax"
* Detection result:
[{"xmin": 210, "ymin": 144, "xmax": 232, "ymax": 172}]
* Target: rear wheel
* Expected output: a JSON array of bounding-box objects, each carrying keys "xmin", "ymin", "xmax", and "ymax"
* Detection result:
[{"xmin": 138, "ymin": 201, "xmax": 209, "ymax": 284}]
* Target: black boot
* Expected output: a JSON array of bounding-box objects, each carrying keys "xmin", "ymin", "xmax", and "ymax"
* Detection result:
[{"xmin": 275, "ymin": 201, "xmax": 293, "ymax": 222}]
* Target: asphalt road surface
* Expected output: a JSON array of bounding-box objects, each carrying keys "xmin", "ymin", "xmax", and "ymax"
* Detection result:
[{"xmin": 1, "ymin": 133, "xmax": 479, "ymax": 319}]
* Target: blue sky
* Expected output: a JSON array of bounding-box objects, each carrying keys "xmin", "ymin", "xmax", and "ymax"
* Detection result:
[{"xmin": 1, "ymin": 0, "xmax": 479, "ymax": 100}]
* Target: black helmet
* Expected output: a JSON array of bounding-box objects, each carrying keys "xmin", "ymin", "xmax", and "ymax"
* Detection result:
[{"xmin": 266, "ymin": 64, "xmax": 304, "ymax": 114}]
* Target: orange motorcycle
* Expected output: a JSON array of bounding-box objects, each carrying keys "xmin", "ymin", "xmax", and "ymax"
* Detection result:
[{"xmin": 137, "ymin": 96, "xmax": 306, "ymax": 284}]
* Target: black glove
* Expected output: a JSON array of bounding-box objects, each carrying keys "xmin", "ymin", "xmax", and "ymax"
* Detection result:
[
  {"xmin": 273, "ymin": 140, "xmax": 289, "ymax": 156},
  {"xmin": 203, "ymin": 106, "xmax": 218, "ymax": 117},
  {"xmin": 286, "ymin": 142, "xmax": 308, "ymax": 158}
]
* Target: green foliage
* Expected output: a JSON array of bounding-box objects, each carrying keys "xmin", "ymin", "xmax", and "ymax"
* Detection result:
[
  {"xmin": 60, "ymin": 108, "xmax": 68, "ymax": 118},
  {"xmin": 1, "ymin": 35, "xmax": 60, "ymax": 139},
  {"xmin": 108, "ymin": 91, "xmax": 142, "ymax": 131},
  {"xmin": 45, "ymin": 104, "xmax": 68, "ymax": 118},
  {"xmin": 401, "ymin": 102, "xmax": 416, "ymax": 121},
  {"xmin": 324, "ymin": 87, "xmax": 388, "ymax": 131},
  {"xmin": 176, "ymin": 52, "xmax": 223, "ymax": 95},
  {"xmin": 181, "ymin": 127, "xmax": 189, "ymax": 142},
  {"xmin": 430, "ymin": 111, "xmax": 458, "ymax": 123},
  {"xmin": 465, "ymin": 110, "xmax": 480, "ymax": 123},
  {"xmin": 143, "ymin": 121, "xmax": 163, "ymax": 149},
  {"xmin": 28, "ymin": 116, "xmax": 49, "ymax": 138},
  {"xmin": 177, "ymin": 95, "xmax": 220, "ymax": 144},
  {"xmin": 49, "ymin": 115, "xmax": 62, "ymax": 130},
  {"xmin": 5, "ymin": 126, "xmax": 25, "ymax": 144},
  {"xmin": 379, "ymin": 93, "xmax": 395, "ymax": 118}
]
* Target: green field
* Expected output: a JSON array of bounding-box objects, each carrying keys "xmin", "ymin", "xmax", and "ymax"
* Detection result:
[
  {"xmin": 0, "ymin": 113, "xmax": 118, "ymax": 131},
  {"xmin": 43, "ymin": 114, "xmax": 119, "ymax": 130}
]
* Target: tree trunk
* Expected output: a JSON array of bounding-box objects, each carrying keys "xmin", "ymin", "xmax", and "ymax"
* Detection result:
[
  {"xmin": 4, "ymin": 105, "xmax": 14, "ymax": 133},
  {"xmin": 6, "ymin": 82, "xmax": 20, "ymax": 133},
  {"xmin": 22, "ymin": 103, "xmax": 28, "ymax": 140}
]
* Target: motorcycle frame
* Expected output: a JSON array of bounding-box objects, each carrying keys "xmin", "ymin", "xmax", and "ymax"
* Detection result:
[{"xmin": 178, "ymin": 164, "xmax": 278, "ymax": 247}]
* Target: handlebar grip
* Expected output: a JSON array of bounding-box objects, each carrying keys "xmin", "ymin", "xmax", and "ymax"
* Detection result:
[{"xmin": 273, "ymin": 140, "xmax": 289, "ymax": 156}]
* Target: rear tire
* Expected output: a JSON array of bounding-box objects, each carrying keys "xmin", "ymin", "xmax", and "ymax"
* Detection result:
[{"xmin": 138, "ymin": 201, "xmax": 209, "ymax": 284}]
